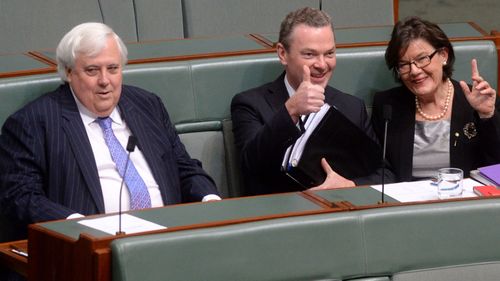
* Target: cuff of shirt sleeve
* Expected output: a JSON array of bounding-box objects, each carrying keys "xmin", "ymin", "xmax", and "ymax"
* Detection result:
[
  {"xmin": 202, "ymin": 194, "xmax": 222, "ymax": 202},
  {"xmin": 67, "ymin": 213, "xmax": 85, "ymax": 220}
]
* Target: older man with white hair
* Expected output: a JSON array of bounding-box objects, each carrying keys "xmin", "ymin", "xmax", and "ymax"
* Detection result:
[{"xmin": 0, "ymin": 22, "xmax": 220, "ymax": 241}]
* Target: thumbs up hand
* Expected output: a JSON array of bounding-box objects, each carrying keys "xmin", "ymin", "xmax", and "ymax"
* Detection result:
[{"xmin": 285, "ymin": 65, "xmax": 325, "ymax": 123}]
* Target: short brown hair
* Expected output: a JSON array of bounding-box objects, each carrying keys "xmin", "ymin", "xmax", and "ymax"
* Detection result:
[
  {"xmin": 385, "ymin": 16, "xmax": 454, "ymax": 82},
  {"xmin": 278, "ymin": 7, "xmax": 334, "ymax": 51}
]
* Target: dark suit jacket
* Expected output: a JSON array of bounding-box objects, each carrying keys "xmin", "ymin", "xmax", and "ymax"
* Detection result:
[
  {"xmin": 371, "ymin": 79, "xmax": 500, "ymax": 182},
  {"xmin": 231, "ymin": 73, "xmax": 394, "ymax": 195},
  {"xmin": 0, "ymin": 83, "xmax": 218, "ymax": 237}
]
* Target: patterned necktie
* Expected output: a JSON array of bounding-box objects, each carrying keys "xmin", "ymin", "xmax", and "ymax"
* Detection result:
[{"xmin": 97, "ymin": 117, "xmax": 151, "ymax": 210}]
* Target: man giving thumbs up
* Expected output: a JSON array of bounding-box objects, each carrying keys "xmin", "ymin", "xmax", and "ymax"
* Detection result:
[{"xmin": 231, "ymin": 7, "xmax": 394, "ymax": 195}]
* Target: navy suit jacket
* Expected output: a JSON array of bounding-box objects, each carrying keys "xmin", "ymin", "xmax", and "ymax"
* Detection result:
[
  {"xmin": 0, "ymin": 83, "xmax": 218, "ymax": 236},
  {"xmin": 231, "ymin": 73, "xmax": 394, "ymax": 195},
  {"xmin": 372, "ymin": 79, "xmax": 500, "ymax": 181}
]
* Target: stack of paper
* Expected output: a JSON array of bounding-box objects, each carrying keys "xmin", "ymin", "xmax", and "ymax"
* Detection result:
[{"xmin": 371, "ymin": 178, "xmax": 480, "ymax": 202}]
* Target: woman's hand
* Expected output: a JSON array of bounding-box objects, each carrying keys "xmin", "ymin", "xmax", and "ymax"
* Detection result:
[{"xmin": 460, "ymin": 59, "xmax": 496, "ymax": 119}]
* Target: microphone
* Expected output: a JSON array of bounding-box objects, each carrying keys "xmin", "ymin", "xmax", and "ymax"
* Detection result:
[
  {"xmin": 116, "ymin": 135, "xmax": 137, "ymax": 235},
  {"xmin": 379, "ymin": 105, "xmax": 392, "ymax": 204}
]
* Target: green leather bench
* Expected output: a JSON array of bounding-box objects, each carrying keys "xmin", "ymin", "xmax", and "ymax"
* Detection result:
[
  {"xmin": 110, "ymin": 198, "xmax": 500, "ymax": 281},
  {"xmin": 0, "ymin": 0, "xmax": 400, "ymax": 54},
  {"xmin": 0, "ymin": 40, "xmax": 497, "ymax": 201}
]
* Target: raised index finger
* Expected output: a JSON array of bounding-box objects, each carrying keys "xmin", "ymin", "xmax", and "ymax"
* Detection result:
[{"xmin": 471, "ymin": 58, "xmax": 480, "ymax": 78}]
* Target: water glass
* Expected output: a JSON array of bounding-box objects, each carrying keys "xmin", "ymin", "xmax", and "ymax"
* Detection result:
[{"xmin": 437, "ymin": 168, "xmax": 463, "ymax": 199}]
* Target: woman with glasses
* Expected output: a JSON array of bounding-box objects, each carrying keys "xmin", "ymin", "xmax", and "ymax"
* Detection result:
[{"xmin": 371, "ymin": 16, "xmax": 500, "ymax": 182}]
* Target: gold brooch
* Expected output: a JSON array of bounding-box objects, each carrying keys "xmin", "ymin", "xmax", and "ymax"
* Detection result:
[{"xmin": 463, "ymin": 122, "xmax": 477, "ymax": 139}]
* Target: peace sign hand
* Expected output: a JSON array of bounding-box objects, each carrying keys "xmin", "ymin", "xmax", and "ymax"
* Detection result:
[{"xmin": 460, "ymin": 59, "xmax": 496, "ymax": 119}]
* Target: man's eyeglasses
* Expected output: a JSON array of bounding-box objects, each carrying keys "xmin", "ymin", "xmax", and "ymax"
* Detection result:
[{"xmin": 396, "ymin": 49, "xmax": 441, "ymax": 75}]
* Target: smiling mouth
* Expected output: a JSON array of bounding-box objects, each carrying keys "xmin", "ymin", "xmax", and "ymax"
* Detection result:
[
  {"xmin": 311, "ymin": 72, "xmax": 327, "ymax": 80},
  {"xmin": 412, "ymin": 77, "xmax": 427, "ymax": 84}
]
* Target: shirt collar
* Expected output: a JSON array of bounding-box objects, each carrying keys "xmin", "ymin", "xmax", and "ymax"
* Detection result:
[
  {"xmin": 70, "ymin": 86, "xmax": 122, "ymax": 126},
  {"xmin": 284, "ymin": 74, "xmax": 295, "ymax": 98}
]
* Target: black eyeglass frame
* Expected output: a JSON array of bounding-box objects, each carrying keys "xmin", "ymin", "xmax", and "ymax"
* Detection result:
[{"xmin": 396, "ymin": 48, "xmax": 442, "ymax": 75}]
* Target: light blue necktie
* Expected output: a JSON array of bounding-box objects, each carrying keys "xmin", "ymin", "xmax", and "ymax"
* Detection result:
[{"xmin": 97, "ymin": 117, "xmax": 152, "ymax": 210}]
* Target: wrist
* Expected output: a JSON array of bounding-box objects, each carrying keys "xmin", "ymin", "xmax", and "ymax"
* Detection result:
[{"xmin": 285, "ymin": 101, "xmax": 300, "ymax": 123}]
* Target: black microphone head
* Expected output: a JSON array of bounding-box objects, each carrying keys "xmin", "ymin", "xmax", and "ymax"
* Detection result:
[
  {"xmin": 126, "ymin": 136, "xmax": 137, "ymax": 152},
  {"xmin": 383, "ymin": 104, "xmax": 392, "ymax": 121}
]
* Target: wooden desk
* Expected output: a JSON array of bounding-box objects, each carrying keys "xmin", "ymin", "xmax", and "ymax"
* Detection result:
[
  {"xmin": 1, "ymin": 186, "xmax": 495, "ymax": 280},
  {"xmin": 26, "ymin": 192, "xmax": 336, "ymax": 281},
  {"xmin": 0, "ymin": 240, "xmax": 27, "ymax": 277}
]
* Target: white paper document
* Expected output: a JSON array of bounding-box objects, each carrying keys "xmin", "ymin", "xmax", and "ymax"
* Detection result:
[
  {"xmin": 78, "ymin": 214, "xmax": 166, "ymax": 235},
  {"xmin": 371, "ymin": 178, "xmax": 482, "ymax": 202},
  {"xmin": 281, "ymin": 103, "xmax": 331, "ymax": 170}
]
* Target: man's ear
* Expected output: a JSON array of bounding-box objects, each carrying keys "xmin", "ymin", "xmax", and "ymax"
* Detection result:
[
  {"xmin": 65, "ymin": 68, "xmax": 72, "ymax": 82},
  {"xmin": 276, "ymin": 43, "xmax": 287, "ymax": 66}
]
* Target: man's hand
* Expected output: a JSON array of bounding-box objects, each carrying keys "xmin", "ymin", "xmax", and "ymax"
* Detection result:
[
  {"xmin": 285, "ymin": 65, "xmax": 325, "ymax": 123},
  {"xmin": 460, "ymin": 59, "xmax": 496, "ymax": 119},
  {"xmin": 308, "ymin": 158, "xmax": 355, "ymax": 191}
]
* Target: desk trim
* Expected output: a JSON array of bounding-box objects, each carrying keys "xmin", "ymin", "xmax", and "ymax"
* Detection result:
[{"xmin": 0, "ymin": 240, "xmax": 28, "ymax": 277}]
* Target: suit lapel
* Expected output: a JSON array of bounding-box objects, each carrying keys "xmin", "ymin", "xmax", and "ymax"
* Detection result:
[
  {"xmin": 392, "ymin": 87, "xmax": 416, "ymax": 180},
  {"xmin": 118, "ymin": 88, "xmax": 170, "ymax": 204},
  {"xmin": 265, "ymin": 73, "xmax": 291, "ymax": 112},
  {"xmin": 449, "ymin": 80, "xmax": 474, "ymax": 167},
  {"xmin": 59, "ymin": 85, "xmax": 105, "ymax": 213}
]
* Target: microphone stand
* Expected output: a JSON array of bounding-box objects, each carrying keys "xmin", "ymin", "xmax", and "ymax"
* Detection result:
[
  {"xmin": 379, "ymin": 105, "xmax": 391, "ymax": 204},
  {"xmin": 380, "ymin": 119, "xmax": 389, "ymax": 204},
  {"xmin": 116, "ymin": 136, "xmax": 137, "ymax": 235}
]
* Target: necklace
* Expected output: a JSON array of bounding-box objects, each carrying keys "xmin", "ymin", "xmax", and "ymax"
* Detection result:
[{"xmin": 415, "ymin": 79, "xmax": 452, "ymax": 121}]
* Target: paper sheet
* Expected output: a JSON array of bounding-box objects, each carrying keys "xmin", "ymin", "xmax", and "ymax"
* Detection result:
[
  {"xmin": 78, "ymin": 214, "xmax": 166, "ymax": 235},
  {"xmin": 281, "ymin": 103, "xmax": 331, "ymax": 171},
  {"xmin": 371, "ymin": 178, "xmax": 482, "ymax": 202}
]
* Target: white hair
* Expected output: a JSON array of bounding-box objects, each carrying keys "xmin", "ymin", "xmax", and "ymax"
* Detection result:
[{"xmin": 56, "ymin": 22, "xmax": 128, "ymax": 81}]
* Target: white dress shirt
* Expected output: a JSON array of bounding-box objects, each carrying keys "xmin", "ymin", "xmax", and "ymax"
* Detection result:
[{"xmin": 67, "ymin": 91, "xmax": 220, "ymax": 219}]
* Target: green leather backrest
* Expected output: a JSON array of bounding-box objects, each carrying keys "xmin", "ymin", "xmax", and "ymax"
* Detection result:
[
  {"xmin": 361, "ymin": 199, "xmax": 500, "ymax": 275},
  {"xmin": 190, "ymin": 54, "xmax": 282, "ymax": 120},
  {"xmin": 0, "ymin": 40, "xmax": 497, "ymax": 199},
  {"xmin": 181, "ymin": 0, "xmax": 320, "ymax": 37},
  {"xmin": 133, "ymin": 0, "xmax": 184, "ymax": 41},
  {"xmin": 0, "ymin": 74, "xmax": 62, "ymax": 126},
  {"xmin": 123, "ymin": 62, "xmax": 195, "ymax": 124},
  {"xmin": 451, "ymin": 40, "xmax": 498, "ymax": 89},
  {"xmin": 0, "ymin": 0, "xmax": 399, "ymax": 53},
  {"xmin": 110, "ymin": 199, "xmax": 500, "ymax": 281},
  {"xmin": 322, "ymin": 0, "xmax": 396, "ymax": 28},
  {"xmin": 0, "ymin": 0, "xmax": 138, "ymax": 54},
  {"xmin": 111, "ymin": 212, "xmax": 365, "ymax": 281}
]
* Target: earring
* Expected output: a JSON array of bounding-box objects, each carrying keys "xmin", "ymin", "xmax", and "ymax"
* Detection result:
[{"xmin": 443, "ymin": 61, "xmax": 447, "ymax": 66}]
